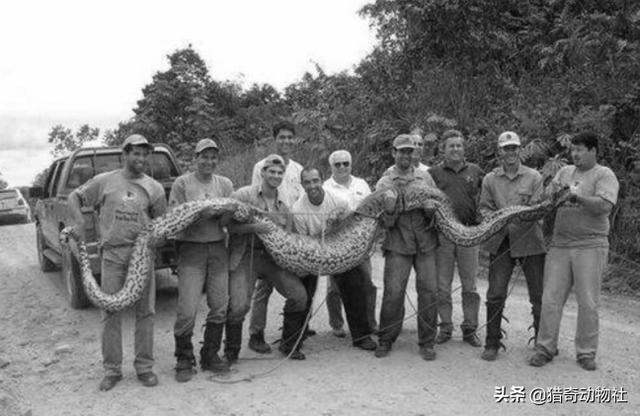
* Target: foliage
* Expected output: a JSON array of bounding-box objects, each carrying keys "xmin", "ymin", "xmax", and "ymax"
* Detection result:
[
  {"xmin": 48, "ymin": 124, "xmax": 100, "ymax": 157},
  {"xmin": 0, "ymin": 175, "xmax": 8, "ymax": 190}
]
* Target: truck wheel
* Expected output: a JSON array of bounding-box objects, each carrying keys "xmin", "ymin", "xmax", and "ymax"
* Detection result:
[
  {"xmin": 36, "ymin": 225, "xmax": 57, "ymax": 272},
  {"xmin": 62, "ymin": 247, "xmax": 91, "ymax": 309}
]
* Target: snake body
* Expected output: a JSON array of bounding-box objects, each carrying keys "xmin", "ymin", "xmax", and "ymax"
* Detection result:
[{"xmin": 60, "ymin": 186, "xmax": 567, "ymax": 312}]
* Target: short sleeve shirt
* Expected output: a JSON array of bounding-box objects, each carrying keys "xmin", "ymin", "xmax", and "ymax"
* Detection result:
[
  {"xmin": 74, "ymin": 169, "xmax": 166, "ymax": 263},
  {"xmin": 292, "ymin": 189, "xmax": 350, "ymax": 237},
  {"xmin": 429, "ymin": 161, "xmax": 484, "ymax": 225},
  {"xmin": 550, "ymin": 164, "xmax": 619, "ymax": 248},
  {"xmin": 375, "ymin": 166, "xmax": 438, "ymax": 254},
  {"xmin": 168, "ymin": 172, "xmax": 233, "ymax": 242},
  {"xmin": 252, "ymin": 157, "xmax": 304, "ymax": 207},
  {"xmin": 323, "ymin": 176, "xmax": 371, "ymax": 211},
  {"xmin": 479, "ymin": 164, "xmax": 546, "ymax": 257}
]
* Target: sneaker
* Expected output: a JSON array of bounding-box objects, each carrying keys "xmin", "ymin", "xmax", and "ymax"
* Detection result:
[
  {"xmin": 98, "ymin": 374, "xmax": 122, "ymax": 392},
  {"xmin": 353, "ymin": 336, "xmax": 377, "ymax": 351},
  {"xmin": 435, "ymin": 331, "xmax": 452, "ymax": 344},
  {"xmin": 577, "ymin": 357, "xmax": 596, "ymax": 371},
  {"xmin": 374, "ymin": 342, "xmax": 392, "ymax": 358},
  {"xmin": 248, "ymin": 332, "xmax": 272, "ymax": 354},
  {"xmin": 529, "ymin": 350, "xmax": 552, "ymax": 367},
  {"xmin": 463, "ymin": 333, "xmax": 482, "ymax": 348},
  {"xmin": 420, "ymin": 346, "xmax": 436, "ymax": 361},
  {"xmin": 481, "ymin": 347, "xmax": 498, "ymax": 361},
  {"xmin": 332, "ymin": 327, "xmax": 347, "ymax": 338},
  {"xmin": 137, "ymin": 372, "xmax": 159, "ymax": 387}
]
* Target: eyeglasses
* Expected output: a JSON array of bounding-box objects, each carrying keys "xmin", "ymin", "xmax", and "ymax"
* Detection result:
[{"xmin": 334, "ymin": 161, "xmax": 350, "ymax": 168}]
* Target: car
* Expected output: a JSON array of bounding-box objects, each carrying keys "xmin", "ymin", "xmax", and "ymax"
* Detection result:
[{"xmin": 0, "ymin": 188, "xmax": 31, "ymax": 224}]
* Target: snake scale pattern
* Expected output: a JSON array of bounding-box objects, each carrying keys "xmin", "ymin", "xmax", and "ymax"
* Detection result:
[{"xmin": 60, "ymin": 185, "xmax": 568, "ymax": 312}]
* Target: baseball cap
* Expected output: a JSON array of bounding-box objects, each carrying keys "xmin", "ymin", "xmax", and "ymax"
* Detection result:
[
  {"xmin": 121, "ymin": 134, "xmax": 153, "ymax": 150},
  {"xmin": 393, "ymin": 134, "xmax": 417, "ymax": 150},
  {"xmin": 262, "ymin": 154, "xmax": 285, "ymax": 171},
  {"xmin": 497, "ymin": 131, "xmax": 521, "ymax": 147},
  {"xmin": 195, "ymin": 138, "xmax": 219, "ymax": 154}
]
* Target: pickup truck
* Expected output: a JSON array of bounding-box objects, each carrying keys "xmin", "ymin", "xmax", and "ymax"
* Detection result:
[{"xmin": 31, "ymin": 144, "xmax": 181, "ymax": 309}]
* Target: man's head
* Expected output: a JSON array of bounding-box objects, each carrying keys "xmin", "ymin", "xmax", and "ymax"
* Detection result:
[
  {"xmin": 441, "ymin": 129, "xmax": 465, "ymax": 164},
  {"xmin": 329, "ymin": 150, "xmax": 352, "ymax": 182},
  {"xmin": 272, "ymin": 121, "xmax": 296, "ymax": 156},
  {"xmin": 194, "ymin": 138, "xmax": 219, "ymax": 176},
  {"xmin": 392, "ymin": 134, "xmax": 417, "ymax": 171},
  {"xmin": 570, "ymin": 131, "xmax": 598, "ymax": 170},
  {"xmin": 411, "ymin": 134, "xmax": 425, "ymax": 166},
  {"xmin": 497, "ymin": 131, "xmax": 521, "ymax": 168},
  {"xmin": 261, "ymin": 154, "xmax": 285, "ymax": 190},
  {"xmin": 122, "ymin": 134, "xmax": 153, "ymax": 175},
  {"xmin": 301, "ymin": 167, "xmax": 324, "ymax": 204}
]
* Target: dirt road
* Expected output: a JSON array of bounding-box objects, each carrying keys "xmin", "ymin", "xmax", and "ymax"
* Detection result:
[{"xmin": 0, "ymin": 223, "xmax": 638, "ymax": 416}]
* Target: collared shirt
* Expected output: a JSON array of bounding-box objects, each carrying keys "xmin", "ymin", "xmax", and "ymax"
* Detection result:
[
  {"xmin": 292, "ymin": 189, "xmax": 349, "ymax": 237},
  {"xmin": 323, "ymin": 175, "xmax": 371, "ymax": 211},
  {"xmin": 550, "ymin": 164, "xmax": 619, "ymax": 248},
  {"xmin": 74, "ymin": 169, "xmax": 166, "ymax": 264},
  {"xmin": 228, "ymin": 184, "xmax": 292, "ymax": 270},
  {"xmin": 429, "ymin": 161, "xmax": 484, "ymax": 225},
  {"xmin": 168, "ymin": 172, "xmax": 233, "ymax": 243},
  {"xmin": 251, "ymin": 157, "xmax": 303, "ymax": 207},
  {"xmin": 479, "ymin": 164, "xmax": 546, "ymax": 257},
  {"xmin": 375, "ymin": 166, "xmax": 438, "ymax": 255}
]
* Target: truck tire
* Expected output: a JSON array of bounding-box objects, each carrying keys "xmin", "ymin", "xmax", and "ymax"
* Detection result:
[
  {"xmin": 62, "ymin": 247, "xmax": 91, "ymax": 309},
  {"xmin": 36, "ymin": 225, "xmax": 57, "ymax": 272}
]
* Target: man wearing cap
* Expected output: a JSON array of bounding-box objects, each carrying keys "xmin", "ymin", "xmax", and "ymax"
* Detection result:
[
  {"xmin": 323, "ymin": 150, "xmax": 378, "ymax": 337},
  {"xmin": 168, "ymin": 138, "xmax": 234, "ymax": 382},
  {"xmin": 67, "ymin": 134, "xmax": 166, "ymax": 391},
  {"xmin": 247, "ymin": 121, "xmax": 305, "ymax": 354},
  {"xmin": 225, "ymin": 154, "xmax": 310, "ymax": 360},
  {"xmin": 383, "ymin": 129, "xmax": 434, "ymax": 176},
  {"xmin": 429, "ymin": 130, "xmax": 484, "ymax": 348},
  {"xmin": 530, "ymin": 131, "xmax": 619, "ymax": 371},
  {"xmin": 374, "ymin": 134, "xmax": 440, "ymax": 361},
  {"xmin": 292, "ymin": 166, "xmax": 377, "ymax": 351},
  {"xmin": 478, "ymin": 131, "xmax": 546, "ymax": 361}
]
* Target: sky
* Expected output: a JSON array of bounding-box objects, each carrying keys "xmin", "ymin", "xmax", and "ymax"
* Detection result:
[{"xmin": 0, "ymin": 0, "xmax": 376, "ymax": 187}]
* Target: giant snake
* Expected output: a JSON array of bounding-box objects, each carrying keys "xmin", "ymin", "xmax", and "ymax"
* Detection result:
[{"xmin": 60, "ymin": 185, "xmax": 569, "ymax": 312}]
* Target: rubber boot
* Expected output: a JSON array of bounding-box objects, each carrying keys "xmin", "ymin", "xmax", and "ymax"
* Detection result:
[
  {"xmin": 223, "ymin": 322, "xmax": 243, "ymax": 364},
  {"xmin": 200, "ymin": 323, "xmax": 230, "ymax": 373},
  {"xmin": 481, "ymin": 301, "xmax": 505, "ymax": 361},
  {"xmin": 174, "ymin": 334, "xmax": 196, "ymax": 383},
  {"xmin": 278, "ymin": 311, "xmax": 306, "ymax": 360}
]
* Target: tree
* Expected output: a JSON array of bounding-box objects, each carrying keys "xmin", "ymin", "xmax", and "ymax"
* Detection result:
[
  {"xmin": 48, "ymin": 124, "xmax": 100, "ymax": 157},
  {"xmin": 0, "ymin": 175, "xmax": 8, "ymax": 190}
]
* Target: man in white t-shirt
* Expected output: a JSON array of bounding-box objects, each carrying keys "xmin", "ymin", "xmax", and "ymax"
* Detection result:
[
  {"xmin": 323, "ymin": 150, "xmax": 378, "ymax": 337},
  {"xmin": 247, "ymin": 121, "xmax": 305, "ymax": 353},
  {"xmin": 292, "ymin": 167, "xmax": 377, "ymax": 351}
]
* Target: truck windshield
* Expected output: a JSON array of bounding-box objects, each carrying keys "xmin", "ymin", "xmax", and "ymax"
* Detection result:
[{"xmin": 64, "ymin": 151, "xmax": 178, "ymax": 190}]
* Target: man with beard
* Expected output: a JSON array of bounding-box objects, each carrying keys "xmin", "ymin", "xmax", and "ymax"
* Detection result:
[
  {"xmin": 479, "ymin": 131, "xmax": 546, "ymax": 361},
  {"xmin": 225, "ymin": 155, "xmax": 310, "ymax": 360},
  {"xmin": 68, "ymin": 134, "xmax": 167, "ymax": 391},
  {"xmin": 429, "ymin": 130, "xmax": 484, "ymax": 348},
  {"xmin": 323, "ymin": 150, "xmax": 378, "ymax": 337},
  {"xmin": 293, "ymin": 167, "xmax": 377, "ymax": 351},
  {"xmin": 169, "ymin": 138, "xmax": 234, "ymax": 382},
  {"xmin": 529, "ymin": 132, "xmax": 619, "ymax": 371}
]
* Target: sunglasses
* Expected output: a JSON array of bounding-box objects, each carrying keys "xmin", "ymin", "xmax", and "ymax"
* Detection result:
[{"xmin": 334, "ymin": 161, "xmax": 350, "ymax": 168}]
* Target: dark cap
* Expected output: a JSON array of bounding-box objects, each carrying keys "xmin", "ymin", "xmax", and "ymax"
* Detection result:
[
  {"xmin": 195, "ymin": 138, "xmax": 219, "ymax": 154},
  {"xmin": 122, "ymin": 134, "xmax": 153, "ymax": 150}
]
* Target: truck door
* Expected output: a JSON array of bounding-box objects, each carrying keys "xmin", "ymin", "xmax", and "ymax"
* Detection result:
[{"xmin": 41, "ymin": 160, "xmax": 65, "ymax": 247}]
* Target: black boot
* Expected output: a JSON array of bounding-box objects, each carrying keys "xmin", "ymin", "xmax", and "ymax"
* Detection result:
[
  {"xmin": 278, "ymin": 311, "xmax": 306, "ymax": 360},
  {"xmin": 200, "ymin": 323, "xmax": 230, "ymax": 373},
  {"xmin": 174, "ymin": 334, "xmax": 196, "ymax": 382},
  {"xmin": 248, "ymin": 330, "xmax": 272, "ymax": 354},
  {"xmin": 223, "ymin": 322, "xmax": 243, "ymax": 364},
  {"xmin": 481, "ymin": 301, "xmax": 505, "ymax": 361}
]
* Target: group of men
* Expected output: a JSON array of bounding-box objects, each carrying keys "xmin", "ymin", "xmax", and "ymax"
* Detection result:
[{"xmin": 67, "ymin": 121, "xmax": 619, "ymax": 392}]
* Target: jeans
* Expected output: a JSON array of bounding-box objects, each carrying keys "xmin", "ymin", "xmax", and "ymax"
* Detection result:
[
  {"xmin": 327, "ymin": 259, "xmax": 377, "ymax": 331},
  {"xmin": 378, "ymin": 250, "xmax": 438, "ymax": 347},
  {"xmin": 101, "ymin": 257, "xmax": 155, "ymax": 377},
  {"xmin": 249, "ymin": 278, "xmax": 274, "ymax": 335},
  {"xmin": 227, "ymin": 248, "xmax": 307, "ymax": 327},
  {"xmin": 536, "ymin": 246, "xmax": 608, "ymax": 359},
  {"xmin": 174, "ymin": 241, "xmax": 229, "ymax": 337},
  {"xmin": 435, "ymin": 235, "xmax": 480, "ymax": 333}
]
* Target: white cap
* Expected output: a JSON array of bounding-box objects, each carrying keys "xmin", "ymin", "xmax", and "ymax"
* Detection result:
[{"xmin": 497, "ymin": 131, "xmax": 521, "ymax": 147}]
